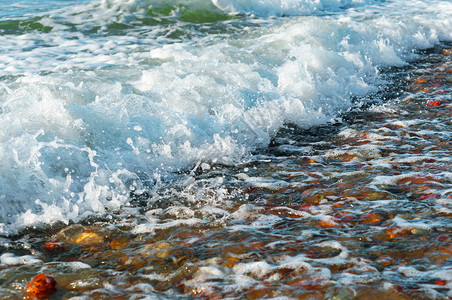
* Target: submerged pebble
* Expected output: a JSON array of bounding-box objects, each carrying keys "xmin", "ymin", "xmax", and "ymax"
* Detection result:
[{"xmin": 26, "ymin": 274, "xmax": 57, "ymax": 299}]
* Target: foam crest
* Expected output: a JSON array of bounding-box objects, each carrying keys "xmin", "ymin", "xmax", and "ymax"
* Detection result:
[
  {"xmin": 33, "ymin": 0, "xmax": 229, "ymax": 31},
  {"xmin": 212, "ymin": 0, "xmax": 373, "ymax": 17}
]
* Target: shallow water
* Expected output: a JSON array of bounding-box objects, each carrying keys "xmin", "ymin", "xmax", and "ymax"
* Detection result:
[
  {"xmin": 0, "ymin": 0, "xmax": 452, "ymax": 298},
  {"xmin": 1, "ymin": 44, "xmax": 451, "ymax": 300},
  {"xmin": 1, "ymin": 0, "xmax": 452, "ymax": 233}
]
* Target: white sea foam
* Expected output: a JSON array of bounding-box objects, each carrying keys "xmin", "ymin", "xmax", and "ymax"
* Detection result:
[
  {"xmin": 131, "ymin": 218, "xmax": 205, "ymax": 235},
  {"xmin": 212, "ymin": 0, "xmax": 374, "ymax": 16},
  {"xmin": 0, "ymin": 253, "xmax": 42, "ymax": 266},
  {"xmin": 233, "ymin": 261, "xmax": 274, "ymax": 278},
  {"xmin": 0, "ymin": 0, "xmax": 452, "ymax": 233}
]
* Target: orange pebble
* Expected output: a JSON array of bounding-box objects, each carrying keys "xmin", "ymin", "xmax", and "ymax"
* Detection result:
[
  {"xmin": 385, "ymin": 226, "xmax": 409, "ymax": 239},
  {"xmin": 413, "ymin": 77, "xmax": 427, "ymax": 84},
  {"xmin": 426, "ymin": 100, "xmax": 444, "ymax": 107},
  {"xmin": 43, "ymin": 241, "xmax": 65, "ymax": 253},
  {"xmin": 434, "ymin": 280, "xmax": 446, "ymax": 286},
  {"xmin": 317, "ymin": 220, "xmax": 339, "ymax": 228},
  {"xmin": 26, "ymin": 274, "xmax": 57, "ymax": 299},
  {"xmin": 419, "ymin": 193, "xmax": 439, "ymax": 200},
  {"xmin": 361, "ymin": 212, "xmax": 385, "ymax": 224},
  {"xmin": 109, "ymin": 238, "xmax": 129, "ymax": 249}
]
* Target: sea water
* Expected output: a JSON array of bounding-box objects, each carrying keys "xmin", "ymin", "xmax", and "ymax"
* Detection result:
[
  {"xmin": 0, "ymin": 0, "xmax": 451, "ymax": 234},
  {"xmin": 1, "ymin": 0, "xmax": 452, "ymax": 298}
]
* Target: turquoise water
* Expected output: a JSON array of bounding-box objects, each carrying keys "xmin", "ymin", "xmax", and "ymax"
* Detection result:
[{"xmin": 0, "ymin": 0, "xmax": 90, "ymax": 19}]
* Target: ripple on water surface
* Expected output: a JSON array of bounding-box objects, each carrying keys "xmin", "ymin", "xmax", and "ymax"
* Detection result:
[{"xmin": 0, "ymin": 45, "xmax": 451, "ymax": 299}]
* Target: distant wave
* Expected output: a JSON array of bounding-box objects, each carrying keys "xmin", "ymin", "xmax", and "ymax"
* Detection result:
[
  {"xmin": 0, "ymin": 0, "xmax": 379, "ymax": 33},
  {"xmin": 94, "ymin": 0, "xmax": 378, "ymax": 17},
  {"xmin": 212, "ymin": 0, "xmax": 377, "ymax": 16},
  {"xmin": 87, "ymin": 0, "xmax": 376, "ymax": 17}
]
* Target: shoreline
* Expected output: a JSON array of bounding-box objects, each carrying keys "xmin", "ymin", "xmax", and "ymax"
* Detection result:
[{"xmin": 1, "ymin": 43, "xmax": 452, "ymax": 299}]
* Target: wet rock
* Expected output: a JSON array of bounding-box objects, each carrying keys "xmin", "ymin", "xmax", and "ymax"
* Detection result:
[
  {"xmin": 55, "ymin": 224, "xmax": 106, "ymax": 246},
  {"xmin": 109, "ymin": 236, "xmax": 129, "ymax": 250},
  {"xmin": 361, "ymin": 211, "xmax": 390, "ymax": 225},
  {"xmin": 26, "ymin": 274, "xmax": 57, "ymax": 299},
  {"xmin": 42, "ymin": 241, "xmax": 65, "ymax": 254},
  {"xmin": 74, "ymin": 232, "xmax": 105, "ymax": 245},
  {"xmin": 140, "ymin": 241, "xmax": 171, "ymax": 259}
]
